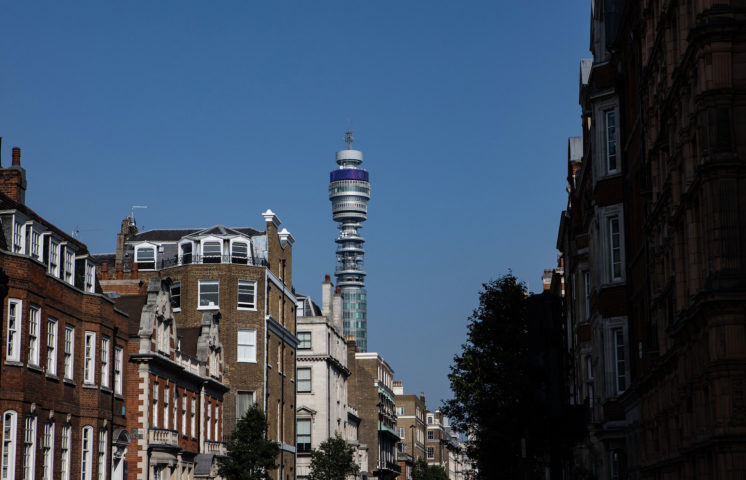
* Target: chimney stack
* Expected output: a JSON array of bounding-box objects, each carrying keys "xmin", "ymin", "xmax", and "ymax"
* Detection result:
[
  {"xmin": 332, "ymin": 286, "xmax": 343, "ymax": 332},
  {"xmin": 0, "ymin": 144, "xmax": 27, "ymax": 205},
  {"xmin": 322, "ymin": 274, "xmax": 333, "ymax": 317}
]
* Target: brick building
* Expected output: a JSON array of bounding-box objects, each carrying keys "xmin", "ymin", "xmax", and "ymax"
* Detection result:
[
  {"xmin": 0, "ymin": 145, "xmax": 130, "ymax": 480},
  {"xmin": 95, "ymin": 209, "xmax": 298, "ymax": 480},
  {"xmin": 348, "ymin": 349, "xmax": 400, "ymax": 480},
  {"xmin": 115, "ymin": 278, "xmax": 228, "ymax": 480},
  {"xmin": 559, "ymin": 1, "xmax": 746, "ymax": 478},
  {"xmin": 392, "ymin": 381, "xmax": 426, "ymax": 480},
  {"xmin": 424, "ymin": 409, "xmax": 457, "ymax": 474}
]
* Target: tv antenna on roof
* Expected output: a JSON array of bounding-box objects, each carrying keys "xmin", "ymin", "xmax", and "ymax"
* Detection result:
[{"xmin": 130, "ymin": 205, "xmax": 148, "ymax": 227}]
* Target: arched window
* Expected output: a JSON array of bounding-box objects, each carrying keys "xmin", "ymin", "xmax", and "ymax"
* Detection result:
[
  {"xmin": 135, "ymin": 244, "xmax": 156, "ymax": 271},
  {"xmin": 81, "ymin": 426, "xmax": 93, "ymax": 480},
  {"xmin": 2, "ymin": 411, "xmax": 17, "ymax": 480}
]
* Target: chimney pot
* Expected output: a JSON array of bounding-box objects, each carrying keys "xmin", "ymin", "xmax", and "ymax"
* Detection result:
[
  {"xmin": 324, "ymin": 274, "xmax": 331, "ymax": 283},
  {"xmin": 335, "ymin": 286, "xmax": 341, "ymax": 294},
  {"xmin": 11, "ymin": 147, "xmax": 20, "ymax": 166}
]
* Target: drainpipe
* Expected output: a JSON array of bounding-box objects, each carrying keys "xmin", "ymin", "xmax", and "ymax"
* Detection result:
[
  {"xmin": 280, "ymin": 258, "xmax": 286, "ymax": 480},
  {"xmin": 109, "ymin": 325, "xmax": 119, "ymax": 480}
]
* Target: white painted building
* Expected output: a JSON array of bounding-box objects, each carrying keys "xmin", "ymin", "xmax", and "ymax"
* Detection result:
[{"xmin": 295, "ymin": 275, "xmax": 364, "ymax": 479}]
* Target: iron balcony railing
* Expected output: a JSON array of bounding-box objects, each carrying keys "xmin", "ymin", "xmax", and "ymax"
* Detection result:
[{"xmin": 125, "ymin": 254, "xmax": 270, "ymax": 271}]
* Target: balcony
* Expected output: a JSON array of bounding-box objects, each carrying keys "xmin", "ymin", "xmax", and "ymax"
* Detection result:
[
  {"xmin": 126, "ymin": 254, "xmax": 270, "ymax": 271},
  {"xmin": 204, "ymin": 440, "xmax": 227, "ymax": 455},
  {"xmin": 149, "ymin": 428, "xmax": 179, "ymax": 448}
]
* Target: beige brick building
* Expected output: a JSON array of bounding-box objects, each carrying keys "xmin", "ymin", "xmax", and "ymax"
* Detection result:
[
  {"xmin": 392, "ymin": 381, "xmax": 426, "ymax": 480},
  {"xmin": 95, "ymin": 209, "xmax": 298, "ymax": 480}
]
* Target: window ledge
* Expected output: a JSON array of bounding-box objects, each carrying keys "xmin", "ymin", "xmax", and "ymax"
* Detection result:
[
  {"xmin": 114, "ymin": 393, "xmax": 124, "ymax": 400},
  {"xmin": 237, "ymin": 360, "xmax": 257, "ymax": 364},
  {"xmin": 101, "ymin": 386, "xmax": 113, "ymax": 394},
  {"xmin": 63, "ymin": 378, "xmax": 76, "ymax": 386},
  {"xmin": 27, "ymin": 363, "xmax": 43, "ymax": 373},
  {"xmin": 46, "ymin": 373, "xmax": 59, "ymax": 381},
  {"xmin": 173, "ymin": 308, "xmax": 181, "ymax": 313},
  {"xmin": 4, "ymin": 360, "xmax": 23, "ymax": 367},
  {"xmin": 197, "ymin": 306, "xmax": 220, "ymax": 311},
  {"xmin": 237, "ymin": 307, "xmax": 258, "ymax": 312},
  {"xmin": 82, "ymin": 383, "xmax": 98, "ymax": 390}
]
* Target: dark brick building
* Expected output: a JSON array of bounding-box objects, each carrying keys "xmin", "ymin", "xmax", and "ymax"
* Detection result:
[
  {"xmin": 0, "ymin": 145, "xmax": 130, "ymax": 480},
  {"xmin": 559, "ymin": 1, "xmax": 746, "ymax": 478}
]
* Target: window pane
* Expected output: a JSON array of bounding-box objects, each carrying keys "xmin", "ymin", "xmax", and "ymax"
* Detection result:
[
  {"xmin": 237, "ymin": 281, "xmax": 255, "ymax": 308},
  {"xmin": 199, "ymin": 281, "xmax": 219, "ymax": 307}
]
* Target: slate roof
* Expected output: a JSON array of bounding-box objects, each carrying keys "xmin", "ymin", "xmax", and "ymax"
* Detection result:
[
  {"xmin": 177, "ymin": 326, "xmax": 201, "ymax": 358},
  {"xmin": 130, "ymin": 225, "xmax": 263, "ymax": 242},
  {"xmin": 0, "ymin": 193, "xmax": 86, "ymax": 252},
  {"xmin": 113, "ymin": 295, "xmax": 147, "ymax": 336},
  {"xmin": 194, "ymin": 454, "xmax": 215, "ymax": 476}
]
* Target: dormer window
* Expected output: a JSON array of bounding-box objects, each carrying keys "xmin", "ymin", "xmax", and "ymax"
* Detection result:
[
  {"xmin": 63, "ymin": 247, "xmax": 75, "ymax": 284},
  {"xmin": 30, "ymin": 229, "xmax": 41, "ymax": 260},
  {"xmin": 231, "ymin": 241, "xmax": 249, "ymax": 264},
  {"xmin": 48, "ymin": 239, "xmax": 60, "ymax": 277},
  {"xmin": 202, "ymin": 240, "xmax": 222, "ymax": 264},
  {"xmin": 135, "ymin": 245, "xmax": 156, "ymax": 270},
  {"xmin": 84, "ymin": 261, "xmax": 96, "ymax": 293},
  {"xmin": 13, "ymin": 221, "xmax": 24, "ymax": 253},
  {"xmin": 179, "ymin": 242, "xmax": 193, "ymax": 265}
]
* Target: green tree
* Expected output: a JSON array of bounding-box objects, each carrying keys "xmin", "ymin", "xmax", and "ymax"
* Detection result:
[
  {"xmin": 411, "ymin": 458, "xmax": 449, "ymax": 480},
  {"xmin": 218, "ymin": 404, "xmax": 280, "ymax": 480},
  {"xmin": 308, "ymin": 435, "xmax": 359, "ymax": 480},
  {"xmin": 442, "ymin": 273, "xmax": 529, "ymax": 479}
]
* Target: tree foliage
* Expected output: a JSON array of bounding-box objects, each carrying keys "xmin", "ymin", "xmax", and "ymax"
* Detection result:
[
  {"xmin": 308, "ymin": 435, "xmax": 359, "ymax": 480},
  {"xmin": 442, "ymin": 273, "xmax": 529, "ymax": 479},
  {"xmin": 218, "ymin": 404, "xmax": 280, "ymax": 480},
  {"xmin": 411, "ymin": 458, "xmax": 449, "ymax": 480}
]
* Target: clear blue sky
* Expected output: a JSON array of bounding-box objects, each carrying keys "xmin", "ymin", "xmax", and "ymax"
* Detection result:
[{"xmin": 1, "ymin": 2, "xmax": 590, "ymax": 408}]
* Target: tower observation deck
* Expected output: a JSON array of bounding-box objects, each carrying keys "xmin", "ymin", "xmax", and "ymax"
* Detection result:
[{"xmin": 329, "ymin": 131, "xmax": 370, "ymax": 351}]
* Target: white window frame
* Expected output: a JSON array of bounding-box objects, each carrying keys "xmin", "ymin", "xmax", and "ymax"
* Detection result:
[
  {"xmin": 237, "ymin": 280, "xmax": 257, "ymax": 310},
  {"xmin": 48, "ymin": 239, "xmax": 60, "ymax": 277},
  {"xmin": 236, "ymin": 391, "xmax": 255, "ymax": 421},
  {"xmin": 81, "ymin": 426, "xmax": 93, "ymax": 480},
  {"xmin": 64, "ymin": 326, "xmax": 74, "ymax": 381},
  {"xmin": 22, "ymin": 416, "xmax": 35, "ymax": 480},
  {"xmin": 46, "ymin": 319, "xmax": 57, "ymax": 376},
  {"xmin": 236, "ymin": 329, "xmax": 256, "ymax": 363},
  {"xmin": 296, "ymin": 418, "xmax": 311, "ymax": 453},
  {"xmin": 60, "ymin": 424, "xmax": 71, "ymax": 480},
  {"xmin": 190, "ymin": 398, "xmax": 196, "ymax": 438},
  {"xmin": 97, "ymin": 429, "xmax": 107, "ymax": 480},
  {"xmin": 153, "ymin": 383, "xmax": 159, "ymax": 427},
  {"xmin": 134, "ymin": 243, "xmax": 157, "ymax": 271},
  {"xmin": 6, "ymin": 299, "xmax": 21, "ymax": 362},
  {"xmin": 297, "ymin": 367, "xmax": 311, "ymax": 393},
  {"xmin": 200, "ymin": 237, "xmax": 223, "ymax": 263},
  {"xmin": 229, "ymin": 239, "xmax": 249, "ymax": 264},
  {"xmin": 114, "ymin": 346, "xmax": 123, "ymax": 395},
  {"xmin": 84, "ymin": 261, "xmax": 96, "ymax": 293},
  {"xmin": 179, "ymin": 241, "xmax": 193, "ymax": 265},
  {"xmin": 170, "ymin": 281, "xmax": 181, "ymax": 312},
  {"xmin": 2, "ymin": 411, "xmax": 17, "ymax": 480},
  {"xmin": 29, "ymin": 228, "xmax": 41, "ymax": 261},
  {"xmin": 63, "ymin": 246, "xmax": 75, "ymax": 284},
  {"xmin": 181, "ymin": 393, "xmax": 187, "ymax": 434},
  {"xmin": 41, "ymin": 421, "xmax": 54, "ymax": 480},
  {"xmin": 163, "ymin": 386, "xmax": 169, "ymax": 429},
  {"xmin": 100, "ymin": 336, "xmax": 110, "ymax": 388},
  {"xmin": 12, "ymin": 220, "xmax": 24, "ymax": 254},
  {"xmin": 198, "ymin": 280, "xmax": 220, "ymax": 310},
  {"xmin": 27, "ymin": 306, "xmax": 40, "ymax": 367},
  {"xmin": 83, "ymin": 332, "xmax": 96, "ymax": 384}
]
